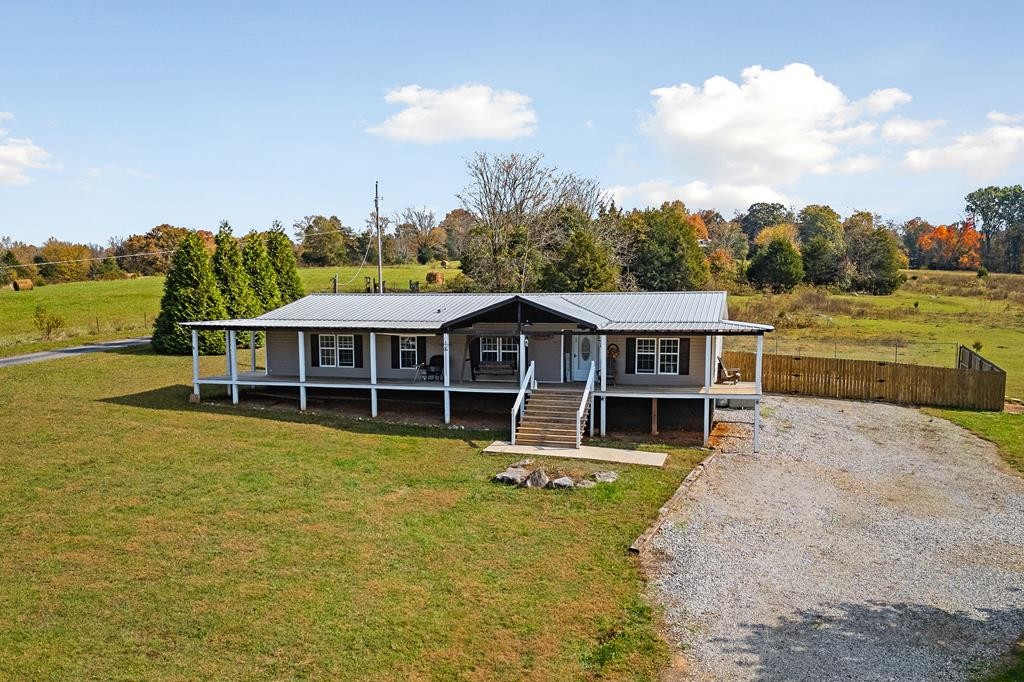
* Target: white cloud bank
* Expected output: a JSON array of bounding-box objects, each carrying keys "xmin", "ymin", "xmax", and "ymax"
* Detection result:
[
  {"xmin": 882, "ymin": 116, "xmax": 944, "ymax": 143},
  {"xmin": 0, "ymin": 112, "xmax": 56, "ymax": 185},
  {"xmin": 904, "ymin": 123, "xmax": 1024, "ymax": 177},
  {"xmin": 366, "ymin": 84, "xmax": 537, "ymax": 143},
  {"xmin": 609, "ymin": 179, "xmax": 789, "ymax": 212}
]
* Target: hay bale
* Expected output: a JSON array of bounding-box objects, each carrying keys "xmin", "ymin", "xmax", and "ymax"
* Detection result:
[
  {"xmin": 12, "ymin": 278, "xmax": 33, "ymax": 291},
  {"xmin": 426, "ymin": 271, "xmax": 444, "ymax": 285}
]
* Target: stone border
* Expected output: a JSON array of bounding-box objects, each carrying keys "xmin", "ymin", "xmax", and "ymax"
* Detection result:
[{"xmin": 628, "ymin": 449, "xmax": 720, "ymax": 555}]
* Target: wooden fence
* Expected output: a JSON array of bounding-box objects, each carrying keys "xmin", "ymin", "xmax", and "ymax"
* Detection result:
[{"xmin": 723, "ymin": 350, "xmax": 1006, "ymax": 411}]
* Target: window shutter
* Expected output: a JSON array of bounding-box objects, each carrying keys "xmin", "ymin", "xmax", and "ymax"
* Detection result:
[
  {"xmin": 353, "ymin": 334, "xmax": 363, "ymax": 368},
  {"xmin": 469, "ymin": 337, "xmax": 481, "ymax": 378},
  {"xmin": 310, "ymin": 333, "xmax": 320, "ymax": 368},
  {"xmin": 679, "ymin": 338, "xmax": 690, "ymax": 375},
  {"xmin": 625, "ymin": 337, "xmax": 635, "ymax": 374},
  {"xmin": 417, "ymin": 337, "xmax": 427, "ymax": 365},
  {"xmin": 391, "ymin": 335, "xmax": 400, "ymax": 369}
]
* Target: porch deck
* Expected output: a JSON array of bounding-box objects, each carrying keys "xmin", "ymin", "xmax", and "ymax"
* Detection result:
[{"xmin": 197, "ymin": 372, "xmax": 758, "ymax": 398}]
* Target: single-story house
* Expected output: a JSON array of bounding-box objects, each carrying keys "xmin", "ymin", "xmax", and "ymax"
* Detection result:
[{"xmin": 183, "ymin": 291, "xmax": 772, "ymax": 451}]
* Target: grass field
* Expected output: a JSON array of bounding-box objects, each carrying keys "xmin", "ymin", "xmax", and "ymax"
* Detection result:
[
  {"xmin": 0, "ymin": 348, "xmax": 699, "ymax": 679},
  {"xmin": 927, "ymin": 408, "xmax": 1024, "ymax": 476},
  {"xmin": 730, "ymin": 270, "xmax": 1024, "ymax": 399},
  {"xmin": 0, "ymin": 264, "xmax": 442, "ymax": 358}
]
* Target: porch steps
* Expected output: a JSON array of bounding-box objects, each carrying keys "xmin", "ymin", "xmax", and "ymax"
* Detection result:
[{"xmin": 515, "ymin": 386, "xmax": 590, "ymax": 447}]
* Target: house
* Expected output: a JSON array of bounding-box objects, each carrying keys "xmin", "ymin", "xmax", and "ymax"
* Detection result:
[{"xmin": 183, "ymin": 291, "xmax": 773, "ymax": 451}]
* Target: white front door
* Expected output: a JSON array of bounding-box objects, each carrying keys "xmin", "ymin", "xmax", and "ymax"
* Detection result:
[{"xmin": 572, "ymin": 335, "xmax": 597, "ymax": 381}]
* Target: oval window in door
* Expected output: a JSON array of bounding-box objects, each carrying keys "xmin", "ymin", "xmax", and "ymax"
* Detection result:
[{"xmin": 580, "ymin": 337, "xmax": 591, "ymax": 362}]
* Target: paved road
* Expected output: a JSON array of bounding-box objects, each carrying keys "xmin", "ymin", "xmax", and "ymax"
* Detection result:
[
  {"xmin": 0, "ymin": 337, "xmax": 151, "ymax": 368},
  {"xmin": 648, "ymin": 396, "xmax": 1024, "ymax": 681}
]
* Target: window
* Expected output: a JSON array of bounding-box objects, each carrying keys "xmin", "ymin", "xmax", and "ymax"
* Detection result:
[
  {"xmin": 480, "ymin": 336, "xmax": 518, "ymax": 365},
  {"xmin": 319, "ymin": 334, "xmax": 337, "ymax": 367},
  {"xmin": 337, "ymin": 335, "xmax": 355, "ymax": 368},
  {"xmin": 399, "ymin": 336, "xmax": 418, "ymax": 369},
  {"xmin": 659, "ymin": 338, "xmax": 679, "ymax": 374},
  {"xmin": 635, "ymin": 338, "xmax": 656, "ymax": 374}
]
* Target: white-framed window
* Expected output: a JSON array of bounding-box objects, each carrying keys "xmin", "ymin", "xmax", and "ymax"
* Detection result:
[
  {"xmin": 319, "ymin": 334, "xmax": 337, "ymax": 367},
  {"xmin": 480, "ymin": 336, "xmax": 518, "ymax": 364},
  {"xmin": 337, "ymin": 335, "xmax": 355, "ymax": 368},
  {"xmin": 635, "ymin": 337, "xmax": 656, "ymax": 374},
  {"xmin": 399, "ymin": 335, "xmax": 418, "ymax": 369},
  {"xmin": 659, "ymin": 338, "xmax": 680, "ymax": 374}
]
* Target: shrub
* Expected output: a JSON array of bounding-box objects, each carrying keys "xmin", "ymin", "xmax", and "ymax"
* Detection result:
[
  {"xmin": 33, "ymin": 305, "xmax": 67, "ymax": 340},
  {"xmin": 977, "ymin": 266, "xmax": 989, "ymax": 279},
  {"xmin": 747, "ymin": 238, "xmax": 804, "ymax": 293}
]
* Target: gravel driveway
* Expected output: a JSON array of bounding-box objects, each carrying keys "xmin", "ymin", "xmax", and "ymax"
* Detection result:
[{"xmin": 647, "ymin": 396, "xmax": 1024, "ymax": 681}]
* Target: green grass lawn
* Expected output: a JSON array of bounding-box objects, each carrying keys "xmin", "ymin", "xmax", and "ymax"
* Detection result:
[
  {"xmin": 927, "ymin": 408, "xmax": 1024, "ymax": 476},
  {"xmin": 0, "ymin": 263, "xmax": 443, "ymax": 358},
  {"xmin": 0, "ymin": 348, "xmax": 699, "ymax": 679},
  {"xmin": 978, "ymin": 639, "xmax": 1024, "ymax": 681}
]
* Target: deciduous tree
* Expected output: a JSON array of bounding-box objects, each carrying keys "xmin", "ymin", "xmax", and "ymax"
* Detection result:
[
  {"xmin": 917, "ymin": 221, "xmax": 982, "ymax": 270},
  {"xmin": 740, "ymin": 202, "xmax": 794, "ymax": 240}
]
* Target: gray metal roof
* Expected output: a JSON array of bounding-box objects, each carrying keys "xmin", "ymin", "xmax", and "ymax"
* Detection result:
[{"xmin": 182, "ymin": 291, "xmax": 772, "ymax": 334}]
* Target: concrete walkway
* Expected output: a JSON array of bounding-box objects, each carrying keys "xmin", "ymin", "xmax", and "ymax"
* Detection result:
[
  {"xmin": 483, "ymin": 440, "xmax": 667, "ymax": 467},
  {"xmin": 0, "ymin": 337, "xmax": 151, "ymax": 368}
]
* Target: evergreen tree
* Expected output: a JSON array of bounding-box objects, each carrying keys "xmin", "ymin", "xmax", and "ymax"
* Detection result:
[
  {"xmin": 242, "ymin": 231, "xmax": 281, "ymax": 313},
  {"xmin": 850, "ymin": 228, "xmax": 907, "ymax": 294},
  {"xmin": 152, "ymin": 232, "xmax": 227, "ymax": 355},
  {"xmin": 1, "ymin": 250, "xmax": 28, "ymax": 285},
  {"xmin": 801, "ymin": 235, "xmax": 844, "ymax": 286},
  {"xmin": 632, "ymin": 204, "xmax": 710, "ymax": 291},
  {"xmin": 540, "ymin": 209, "xmax": 619, "ymax": 291},
  {"xmin": 213, "ymin": 221, "xmax": 261, "ymax": 346},
  {"xmin": 266, "ymin": 220, "xmax": 304, "ymax": 303},
  {"xmin": 747, "ymin": 238, "xmax": 804, "ymax": 292}
]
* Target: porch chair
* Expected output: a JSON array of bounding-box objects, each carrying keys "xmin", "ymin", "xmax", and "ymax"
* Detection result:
[
  {"xmin": 420, "ymin": 354, "xmax": 445, "ymax": 381},
  {"xmin": 717, "ymin": 358, "xmax": 741, "ymax": 384}
]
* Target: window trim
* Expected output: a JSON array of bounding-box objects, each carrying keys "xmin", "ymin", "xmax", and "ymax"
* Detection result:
[
  {"xmin": 481, "ymin": 336, "xmax": 518, "ymax": 364},
  {"xmin": 319, "ymin": 334, "xmax": 337, "ymax": 367},
  {"xmin": 659, "ymin": 338, "xmax": 680, "ymax": 374},
  {"xmin": 635, "ymin": 337, "xmax": 657, "ymax": 374},
  {"xmin": 399, "ymin": 335, "xmax": 419, "ymax": 369},
  {"xmin": 634, "ymin": 336, "xmax": 686, "ymax": 375},
  {"xmin": 337, "ymin": 334, "xmax": 355, "ymax": 368}
]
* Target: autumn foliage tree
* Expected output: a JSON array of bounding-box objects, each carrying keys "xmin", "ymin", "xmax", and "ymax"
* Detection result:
[{"xmin": 917, "ymin": 220, "xmax": 982, "ymax": 270}]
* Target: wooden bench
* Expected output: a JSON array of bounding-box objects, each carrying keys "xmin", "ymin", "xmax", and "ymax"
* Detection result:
[{"xmin": 472, "ymin": 360, "xmax": 518, "ymax": 381}]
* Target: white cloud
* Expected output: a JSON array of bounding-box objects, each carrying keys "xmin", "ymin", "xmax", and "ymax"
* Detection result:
[
  {"xmin": 987, "ymin": 110, "xmax": 1023, "ymax": 124},
  {"xmin": 860, "ymin": 87, "xmax": 913, "ymax": 114},
  {"xmin": 609, "ymin": 179, "xmax": 789, "ymax": 214},
  {"xmin": 366, "ymin": 83, "xmax": 537, "ymax": 143},
  {"xmin": 0, "ymin": 113, "xmax": 56, "ymax": 185},
  {"xmin": 642, "ymin": 63, "xmax": 908, "ymax": 186},
  {"xmin": 584, "ymin": 119, "xmax": 596, "ymax": 130},
  {"xmin": 882, "ymin": 117, "xmax": 944, "ymax": 143},
  {"xmin": 84, "ymin": 165, "xmax": 156, "ymax": 180},
  {"xmin": 837, "ymin": 154, "xmax": 884, "ymax": 173},
  {"xmin": 904, "ymin": 123, "xmax": 1024, "ymax": 177}
]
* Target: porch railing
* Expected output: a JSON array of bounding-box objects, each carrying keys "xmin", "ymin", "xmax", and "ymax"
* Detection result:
[
  {"xmin": 576, "ymin": 361, "xmax": 596, "ymax": 448},
  {"xmin": 510, "ymin": 361, "xmax": 537, "ymax": 445}
]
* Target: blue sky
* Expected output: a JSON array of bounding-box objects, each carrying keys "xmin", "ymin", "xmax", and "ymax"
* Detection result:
[{"xmin": 2, "ymin": 0, "xmax": 1023, "ymax": 244}]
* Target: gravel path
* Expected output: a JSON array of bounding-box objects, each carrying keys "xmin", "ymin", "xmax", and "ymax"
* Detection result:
[
  {"xmin": 0, "ymin": 337, "xmax": 150, "ymax": 367},
  {"xmin": 647, "ymin": 396, "xmax": 1024, "ymax": 681}
]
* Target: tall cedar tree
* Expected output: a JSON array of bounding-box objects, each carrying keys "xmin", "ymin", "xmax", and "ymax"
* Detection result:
[
  {"xmin": 747, "ymin": 238, "xmax": 804, "ymax": 292},
  {"xmin": 242, "ymin": 231, "xmax": 282, "ymax": 313},
  {"xmin": 266, "ymin": 221, "xmax": 304, "ymax": 303},
  {"xmin": 540, "ymin": 209, "xmax": 619, "ymax": 291},
  {"xmin": 1, "ymin": 250, "xmax": 27, "ymax": 285},
  {"xmin": 212, "ymin": 221, "xmax": 261, "ymax": 346},
  {"xmin": 632, "ymin": 205, "xmax": 710, "ymax": 291},
  {"xmin": 801, "ymin": 235, "xmax": 844, "ymax": 286},
  {"xmin": 152, "ymin": 232, "xmax": 227, "ymax": 355}
]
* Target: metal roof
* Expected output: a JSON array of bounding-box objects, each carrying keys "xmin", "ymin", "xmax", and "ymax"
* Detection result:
[{"xmin": 182, "ymin": 291, "xmax": 772, "ymax": 334}]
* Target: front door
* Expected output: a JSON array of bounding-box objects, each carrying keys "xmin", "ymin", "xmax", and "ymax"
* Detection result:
[{"xmin": 572, "ymin": 335, "xmax": 597, "ymax": 381}]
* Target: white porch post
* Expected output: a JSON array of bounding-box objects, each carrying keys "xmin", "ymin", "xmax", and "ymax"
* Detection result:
[
  {"xmin": 250, "ymin": 333, "xmax": 256, "ymax": 372},
  {"xmin": 191, "ymin": 329, "xmax": 200, "ymax": 397},
  {"xmin": 442, "ymin": 332, "xmax": 451, "ymax": 424},
  {"xmin": 297, "ymin": 330, "xmax": 306, "ymax": 411},
  {"xmin": 704, "ymin": 334, "xmax": 712, "ymax": 446},
  {"xmin": 229, "ymin": 330, "xmax": 239, "ymax": 404},
  {"xmin": 599, "ymin": 334, "xmax": 607, "ymax": 436},
  {"xmin": 224, "ymin": 330, "xmax": 231, "ymax": 397},
  {"xmin": 519, "ymin": 333, "xmax": 526, "ymax": 383},
  {"xmin": 754, "ymin": 334, "xmax": 764, "ymax": 454},
  {"xmin": 369, "ymin": 331, "xmax": 378, "ymax": 417}
]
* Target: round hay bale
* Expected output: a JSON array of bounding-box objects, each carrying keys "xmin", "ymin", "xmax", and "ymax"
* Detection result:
[
  {"xmin": 12, "ymin": 278, "xmax": 33, "ymax": 291},
  {"xmin": 425, "ymin": 270, "xmax": 444, "ymax": 285}
]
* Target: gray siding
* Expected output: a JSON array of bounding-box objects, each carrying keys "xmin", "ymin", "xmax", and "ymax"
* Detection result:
[{"xmin": 606, "ymin": 334, "xmax": 709, "ymax": 387}]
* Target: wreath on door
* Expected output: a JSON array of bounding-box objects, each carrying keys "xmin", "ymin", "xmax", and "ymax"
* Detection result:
[{"xmin": 607, "ymin": 343, "xmax": 620, "ymax": 359}]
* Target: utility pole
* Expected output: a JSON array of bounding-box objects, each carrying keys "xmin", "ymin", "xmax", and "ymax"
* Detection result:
[{"xmin": 374, "ymin": 181, "xmax": 384, "ymax": 293}]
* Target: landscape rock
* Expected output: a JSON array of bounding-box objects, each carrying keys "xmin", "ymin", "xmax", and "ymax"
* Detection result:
[
  {"xmin": 521, "ymin": 468, "xmax": 550, "ymax": 489},
  {"xmin": 551, "ymin": 476, "xmax": 574, "ymax": 489},
  {"xmin": 494, "ymin": 467, "xmax": 529, "ymax": 485},
  {"xmin": 511, "ymin": 459, "xmax": 534, "ymax": 468},
  {"xmin": 575, "ymin": 479, "xmax": 596, "ymax": 489},
  {"xmin": 592, "ymin": 471, "xmax": 619, "ymax": 483}
]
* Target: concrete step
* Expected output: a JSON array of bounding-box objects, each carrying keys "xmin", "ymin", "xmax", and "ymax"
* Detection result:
[{"xmin": 515, "ymin": 436, "xmax": 580, "ymax": 447}]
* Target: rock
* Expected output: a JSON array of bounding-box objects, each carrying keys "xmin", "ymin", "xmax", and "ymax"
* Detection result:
[
  {"xmin": 511, "ymin": 459, "xmax": 534, "ymax": 468},
  {"xmin": 575, "ymin": 479, "xmax": 596, "ymax": 489},
  {"xmin": 521, "ymin": 468, "xmax": 550, "ymax": 489},
  {"xmin": 592, "ymin": 471, "xmax": 619, "ymax": 483},
  {"xmin": 552, "ymin": 476, "xmax": 574, "ymax": 489},
  {"xmin": 494, "ymin": 467, "xmax": 529, "ymax": 485}
]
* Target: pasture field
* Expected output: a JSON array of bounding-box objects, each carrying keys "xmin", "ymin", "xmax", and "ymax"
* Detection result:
[
  {"xmin": 0, "ymin": 263, "xmax": 442, "ymax": 357},
  {"xmin": 0, "ymin": 347, "xmax": 698, "ymax": 679}
]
